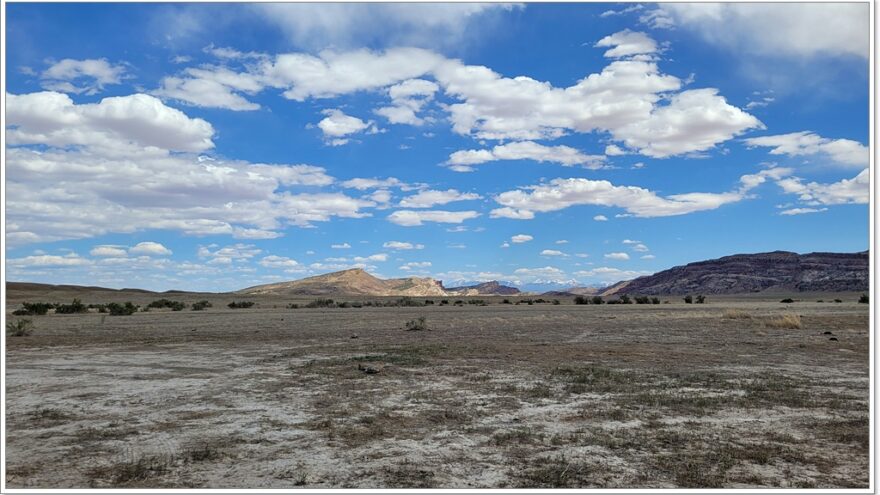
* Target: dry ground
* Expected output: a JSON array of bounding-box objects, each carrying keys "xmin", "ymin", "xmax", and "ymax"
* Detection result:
[{"xmin": 4, "ymin": 291, "xmax": 870, "ymax": 488}]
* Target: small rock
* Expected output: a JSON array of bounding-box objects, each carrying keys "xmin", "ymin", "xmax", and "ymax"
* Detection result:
[
  {"xmin": 351, "ymin": 334, "xmax": 359, "ymax": 339},
  {"xmin": 358, "ymin": 363, "xmax": 381, "ymax": 374},
  {"xmin": 829, "ymin": 337, "xmax": 839, "ymax": 341},
  {"xmin": 823, "ymin": 331, "xmax": 833, "ymax": 335}
]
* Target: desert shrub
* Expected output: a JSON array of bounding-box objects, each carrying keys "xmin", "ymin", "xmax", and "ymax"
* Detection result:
[
  {"xmin": 424, "ymin": 299, "xmax": 434, "ymax": 305},
  {"xmin": 227, "ymin": 301, "xmax": 255, "ymax": 309},
  {"xmin": 440, "ymin": 300, "xmax": 449, "ymax": 305},
  {"xmin": 192, "ymin": 300, "xmax": 212, "ymax": 311},
  {"xmin": 765, "ymin": 314, "xmax": 802, "ymax": 329},
  {"xmin": 502, "ymin": 299, "xmax": 512, "ymax": 304},
  {"xmin": 606, "ymin": 299, "xmax": 622, "ymax": 305},
  {"xmin": 834, "ymin": 299, "xmax": 843, "ymax": 303},
  {"xmin": 305, "ymin": 299, "xmax": 335, "ymax": 308},
  {"xmin": 405, "ymin": 316, "xmax": 429, "ymax": 331},
  {"xmin": 107, "ymin": 302, "xmax": 139, "ymax": 316},
  {"xmin": 6, "ymin": 318, "xmax": 33, "ymax": 337},
  {"xmin": 468, "ymin": 299, "xmax": 486, "ymax": 305},
  {"xmin": 574, "ymin": 296, "xmax": 590, "ymax": 305},
  {"xmin": 723, "ymin": 309, "xmax": 751, "ymax": 319},
  {"xmin": 454, "ymin": 300, "xmax": 464, "ymax": 306},
  {"xmin": 695, "ymin": 295, "xmax": 706, "ymax": 304},
  {"xmin": 619, "ymin": 294, "xmax": 632, "ymax": 304},
  {"xmin": 780, "ymin": 298, "xmax": 795, "ymax": 304},
  {"xmin": 147, "ymin": 299, "xmax": 187, "ymax": 311},
  {"xmin": 287, "ymin": 303, "xmax": 299, "ymax": 309},
  {"xmin": 534, "ymin": 298, "xmax": 548, "ymax": 304},
  {"xmin": 634, "ymin": 296, "xmax": 650, "ymax": 304},
  {"xmin": 12, "ymin": 302, "xmax": 54, "ymax": 316},
  {"xmin": 683, "ymin": 295, "xmax": 693, "ymax": 304},
  {"xmin": 55, "ymin": 298, "xmax": 88, "ymax": 314},
  {"xmin": 859, "ymin": 294, "xmax": 869, "ymax": 304},
  {"xmin": 591, "ymin": 296, "xmax": 604, "ymax": 305},
  {"xmin": 553, "ymin": 299, "xmax": 560, "ymax": 305},
  {"xmin": 651, "ymin": 297, "xmax": 661, "ymax": 304}
]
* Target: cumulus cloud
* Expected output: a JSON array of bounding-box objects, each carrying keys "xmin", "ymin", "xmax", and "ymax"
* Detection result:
[
  {"xmin": 387, "ymin": 210, "xmax": 480, "ymax": 226},
  {"xmin": 575, "ymin": 266, "xmax": 651, "ymax": 282},
  {"xmin": 655, "ymin": 4, "xmax": 869, "ymax": 59},
  {"xmin": 490, "ymin": 167, "xmax": 787, "ymax": 221},
  {"xmin": 353, "ymin": 253, "xmax": 389, "ymax": 262},
  {"xmin": 779, "ymin": 207, "xmax": 828, "ymax": 216},
  {"xmin": 331, "ymin": 243, "xmax": 351, "ymax": 249},
  {"xmin": 90, "ymin": 245, "xmax": 128, "ymax": 257},
  {"xmin": 129, "ymin": 241, "xmax": 173, "ymax": 256},
  {"xmin": 399, "ymin": 261, "xmax": 431, "ymax": 271},
  {"xmin": 259, "ymin": 255, "xmax": 300, "ymax": 268},
  {"xmin": 447, "ymin": 141, "xmax": 605, "ymax": 171},
  {"xmin": 595, "ymin": 30, "xmax": 658, "ymax": 58},
  {"xmin": 511, "ymin": 234, "xmax": 533, "ymax": 244},
  {"xmin": 541, "ymin": 249, "xmax": 566, "ymax": 256},
  {"xmin": 593, "ymin": 215, "xmax": 608, "ymax": 221},
  {"xmin": 604, "ymin": 252, "xmax": 630, "ymax": 260},
  {"xmin": 6, "ymin": 91, "xmax": 215, "ymax": 154},
  {"xmin": 398, "ymin": 189, "xmax": 481, "ymax": 208},
  {"xmin": 316, "ymin": 109, "xmax": 380, "ymax": 145},
  {"xmin": 383, "ymin": 241, "xmax": 425, "ymax": 250},
  {"xmin": 341, "ymin": 177, "xmax": 405, "ymax": 190},
  {"xmin": 41, "ymin": 58, "xmax": 127, "ymax": 95},
  {"xmin": 375, "ymin": 78, "xmax": 439, "ymax": 125},
  {"xmin": 7, "ymin": 253, "xmax": 93, "ymax": 267},
  {"xmin": 776, "ymin": 168, "xmax": 869, "ymax": 206},
  {"xmin": 744, "ymin": 131, "xmax": 868, "ymax": 168}
]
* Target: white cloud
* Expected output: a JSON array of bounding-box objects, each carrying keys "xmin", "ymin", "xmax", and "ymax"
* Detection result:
[
  {"xmin": 447, "ymin": 141, "xmax": 605, "ymax": 170},
  {"xmin": 500, "ymin": 242, "xmax": 510, "ymax": 248},
  {"xmin": 555, "ymin": 240, "xmax": 568, "ymax": 244},
  {"xmin": 641, "ymin": 254, "xmax": 656, "ymax": 260},
  {"xmin": 541, "ymin": 249, "xmax": 566, "ymax": 257},
  {"xmin": 632, "ymin": 243, "xmax": 649, "ymax": 252},
  {"xmin": 90, "ymin": 245, "xmax": 128, "ymax": 257},
  {"xmin": 490, "ymin": 207, "xmax": 535, "ymax": 220},
  {"xmin": 331, "ymin": 243, "xmax": 351, "ymax": 249},
  {"xmin": 776, "ymin": 168, "xmax": 869, "ymax": 206},
  {"xmin": 593, "ymin": 215, "xmax": 608, "ymax": 221},
  {"xmin": 744, "ymin": 131, "xmax": 868, "ymax": 168},
  {"xmin": 604, "ymin": 252, "xmax": 630, "ymax": 260},
  {"xmin": 399, "ymin": 189, "xmax": 481, "ymax": 208},
  {"xmin": 252, "ymin": 3, "xmax": 516, "ymax": 50},
  {"xmin": 375, "ymin": 78, "xmax": 438, "ymax": 125},
  {"xmin": 155, "ymin": 71, "xmax": 263, "ymax": 111},
  {"xmin": 595, "ymin": 30, "xmax": 658, "ymax": 58},
  {"xmin": 383, "ymin": 241, "xmax": 425, "ymax": 250},
  {"xmin": 341, "ymin": 177, "xmax": 404, "ymax": 190},
  {"xmin": 353, "ymin": 253, "xmax": 388, "ymax": 262},
  {"xmin": 575, "ymin": 266, "xmax": 651, "ymax": 282},
  {"xmin": 622, "ymin": 239, "xmax": 641, "ymax": 244},
  {"xmin": 259, "ymin": 255, "xmax": 300, "ymax": 268},
  {"xmin": 511, "ymin": 234, "xmax": 533, "ymax": 244},
  {"xmin": 41, "ymin": 58, "xmax": 127, "ymax": 95},
  {"xmin": 387, "ymin": 210, "xmax": 480, "ymax": 226},
  {"xmin": 129, "ymin": 241, "xmax": 173, "ymax": 256},
  {"xmin": 399, "ymin": 261, "xmax": 431, "ymax": 271},
  {"xmin": 6, "ymin": 91, "xmax": 215, "ymax": 154},
  {"xmin": 656, "ymin": 4, "xmax": 869, "ymax": 59},
  {"xmin": 605, "ymin": 144, "xmax": 626, "ymax": 156},
  {"xmin": 492, "ymin": 175, "xmax": 756, "ymax": 220},
  {"xmin": 7, "ymin": 253, "xmax": 92, "ymax": 267},
  {"xmin": 779, "ymin": 207, "xmax": 828, "ymax": 216},
  {"xmin": 316, "ymin": 109, "xmax": 379, "ymax": 144}
]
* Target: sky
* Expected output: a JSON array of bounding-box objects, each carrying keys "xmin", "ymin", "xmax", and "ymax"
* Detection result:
[{"xmin": 3, "ymin": 2, "xmax": 871, "ymax": 292}]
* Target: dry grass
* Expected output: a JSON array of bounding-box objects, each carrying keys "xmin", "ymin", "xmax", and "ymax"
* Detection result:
[
  {"xmin": 764, "ymin": 313, "xmax": 802, "ymax": 329},
  {"xmin": 722, "ymin": 309, "xmax": 751, "ymax": 319}
]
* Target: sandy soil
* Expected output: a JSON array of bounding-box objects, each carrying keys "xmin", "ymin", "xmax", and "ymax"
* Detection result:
[{"xmin": 4, "ymin": 291, "xmax": 870, "ymax": 488}]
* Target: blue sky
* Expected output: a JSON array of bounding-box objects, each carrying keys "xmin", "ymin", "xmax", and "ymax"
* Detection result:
[{"xmin": 4, "ymin": 3, "xmax": 871, "ymax": 292}]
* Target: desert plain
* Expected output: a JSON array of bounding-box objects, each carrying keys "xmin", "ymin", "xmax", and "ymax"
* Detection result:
[{"xmin": 4, "ymin": 286, "xmax": 870, "ymax": 488}]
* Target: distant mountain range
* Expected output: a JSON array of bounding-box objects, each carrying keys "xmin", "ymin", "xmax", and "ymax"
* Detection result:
[
  {"xmin": 602, "ymin": 250, "xmax": 869, "ymax": 295},
  {"xmin": 8, "ymin": 251, "xmax": 869, "ymax": 298}
]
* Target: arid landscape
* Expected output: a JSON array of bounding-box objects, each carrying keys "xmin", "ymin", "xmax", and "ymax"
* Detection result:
[{"xmin": 5, "ymin": 283, "xmax": 869, "ymax": 488}]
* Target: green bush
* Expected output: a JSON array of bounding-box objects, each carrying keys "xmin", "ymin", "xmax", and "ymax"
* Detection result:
[
  {"xmin": 780, "ymin": 298, "xmax": 795, "ymax": 304},
  {"xmin": 107, "ymin": 302, "xmax": 139, "ymax": 316},
  {"xmin": 305, "ymin": 299, "xmax": 335, "ymax": 308},
  {"xmin": 634, "ymin": 296, "xmax": 650, "ymax": 304},
  {"xmin": 591, "ymin": 296, "xmax": 604, "ymax": 305},
  {"xmin": 651, "ymin": 297, "xmax": 661, "ymax": 304},
  {"xmin": 6, "ymin": 318, "xmax": 33, "ymax": 336},
  {"xmin": 695, "ymin": 295, "xmax": 706, "ymax": 304},
  {"xmin": 619, "ymin": 294, "xmax": 632, "ymax": 304},
  {"xmin": 12, "ymin": 302, "xmax": 54, "ymax": 316},
  {"xmin": 191, "ymin": 300, "xmax": 212, "ymax": 311},
  {"xmin": 227, "ymin": 301, "xmax": 255, "ymax": 309},
  {"xmin": 859, "ymin": 294, "xmax": 869, "ymax": 304},
  {"xmin": 147, "ymin": 299, "xmax": 187, "ymax": 311},
  {"xmin": 55, "ymin": 299, "xmax": 88, "ymax": 314},
  {"xmin": 683, "ymin": 295, "xmax": 693, "ymax": 304},
  {"xmin": 574, "ymin": 296, "xmax": 590, "ymax": 305}
]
